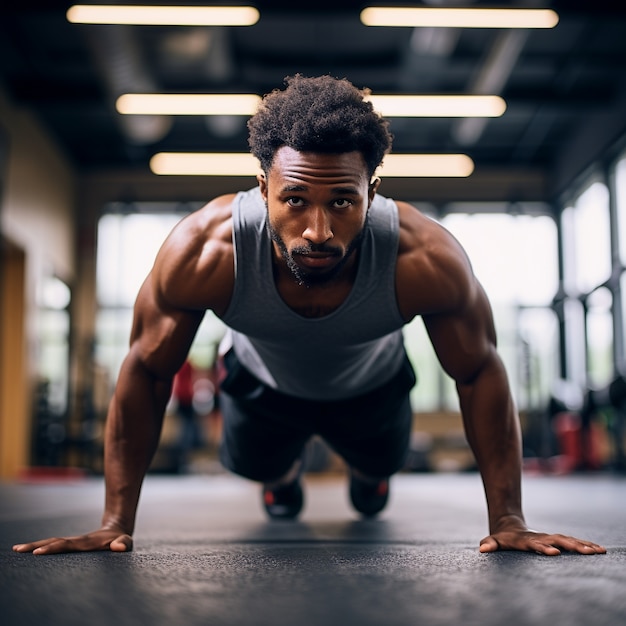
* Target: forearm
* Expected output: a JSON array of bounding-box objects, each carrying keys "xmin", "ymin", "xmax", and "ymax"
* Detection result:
[
  {"xmin": 101, "ymin": 353, "xmax": 172, "ymax": 534},
  {"xmin": 457, "ymin": 351, "xmax": 524, "ymax": 531}
]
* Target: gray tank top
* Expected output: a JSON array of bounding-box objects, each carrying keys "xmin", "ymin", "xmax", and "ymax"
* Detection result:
[{"xmin": 219, "ymin": 186, "xmax": 406, "ymax": 400}]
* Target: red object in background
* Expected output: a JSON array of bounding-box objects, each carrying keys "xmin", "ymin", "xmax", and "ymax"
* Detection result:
[
  {"xmin": 553, "ymin": 412, "xmax": 603, "ymax": 472},
  {"xmin": 173, "ymin": 360, "xmax": 194, "ymax": 406}
]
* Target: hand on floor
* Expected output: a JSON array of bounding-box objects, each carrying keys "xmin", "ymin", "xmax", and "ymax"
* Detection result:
[
  {"xmin": 12, "ymin": 526, "xmax": 133, "ymax": 555},
  {"xmin": 479, "ymin": 516, "xmax": 606, "ymax": 556}
]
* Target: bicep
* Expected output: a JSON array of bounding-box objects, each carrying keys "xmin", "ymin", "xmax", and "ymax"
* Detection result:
[{"xmin": 129, "ymin": 273, "xmax": 205, "ymax": 381}]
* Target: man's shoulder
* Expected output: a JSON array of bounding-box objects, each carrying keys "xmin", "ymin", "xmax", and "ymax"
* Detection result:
[
  {"xmin": 152, "ymin": 193, "xmax": 240, "ymax": 313},
  {"xmin": 195, "ymin": 192, "xmax": 238, "ymax": 222},
  {"xmin": 165, "ymin": 194, "xmax": 233, "ymax": 254},
  {"xmin": 394, "ymin": 200, "xmax": 476, "ymax": 316},
  {"xmin": 188, "ymin": 186, "xmax": 262, "ymax": 238},
  {"xmin": 396, "ymin": 200, "xmax": 444, "ymax": 254},
  {"xmin": 199, "ymin": 187, "xmax": 265, "ymax": 226}
]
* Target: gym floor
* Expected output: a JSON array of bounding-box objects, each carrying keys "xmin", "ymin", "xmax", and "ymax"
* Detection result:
[{"xmin": 1, "ymin": 471, "xmax": 624, "ymax": 626}]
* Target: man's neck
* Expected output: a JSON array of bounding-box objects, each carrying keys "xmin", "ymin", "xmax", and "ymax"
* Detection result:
[{"xmin": 273, "ymin": 251, "xmax": 359, "ymax": 318}]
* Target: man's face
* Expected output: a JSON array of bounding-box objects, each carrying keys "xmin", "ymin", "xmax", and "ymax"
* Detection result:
[{"xmin": 258, "ymin": 146, "xmax": 380, "ymax": 287}]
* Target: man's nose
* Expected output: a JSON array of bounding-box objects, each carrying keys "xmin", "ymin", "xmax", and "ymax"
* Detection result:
[{"xmin": 302, "ymin": 207, "xmax": 333, "ymax": 244}]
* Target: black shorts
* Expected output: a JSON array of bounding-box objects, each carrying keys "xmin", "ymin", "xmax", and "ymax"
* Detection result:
[{"xmin": 218, "ymin": 348, "xmax": 416, "ymax": 482}]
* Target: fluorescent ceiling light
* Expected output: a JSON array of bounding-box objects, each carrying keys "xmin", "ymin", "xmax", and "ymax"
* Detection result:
[
  {"xmin": 117, "ymin": 93, "xmax": 504, "ymax": 118},
  {"xmin": 116, "ymin": 94, "xmax": 261, "ymax": 115},
  {"xmin": 376, "ymin": 154, "xmax": 474, "ymax": 177},
  {"xmin": 151, "ymin": 153, "xmax": 262, "ymax": 176},
  {"xmin": 150, "ymin": 152, "xmax": 474, "ymax": 178},
  {"xmin": 361, "ymin": 7, "xmax": 559, "ymax": 29},
  {"xmin": 366, "ymin": 95, "xmax": 506, "ymax": 117},
  {"xmin": 66, "ymin": 5, "xmax": 260, "ymax": 26}
]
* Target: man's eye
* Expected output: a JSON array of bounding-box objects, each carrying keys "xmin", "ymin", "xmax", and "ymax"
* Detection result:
[
  {"xmin": 333, "ymin": 199, "xmax": 352, "ymax": 209},
  {"xmin": 287, "ymin": 197, "xmax": 304, "ymax": 207}
]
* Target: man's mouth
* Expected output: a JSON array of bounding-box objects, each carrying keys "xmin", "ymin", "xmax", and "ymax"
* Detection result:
[{"xmin": 294, "ymin": 252, "xmax": 339, "ymax": 269}]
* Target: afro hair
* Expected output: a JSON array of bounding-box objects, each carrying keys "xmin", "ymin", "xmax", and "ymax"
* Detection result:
[{"xmin": 248, "ymin": 74, "xmax": 393, "ymax": 177}]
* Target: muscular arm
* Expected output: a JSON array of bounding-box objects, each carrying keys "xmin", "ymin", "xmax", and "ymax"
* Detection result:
[
  {"xmin": 397, "ymin": 202, "xmax": 605, "ymax": 555},
  {"xmin": 13, "ymin": 196, "xmax": 235, "ymax": 555},
  {"xmin": 100, "ymin": 278, "xmax": 205, "ymax": 540},
  {"xmin": 422, "ymin": 285, "xmax": 524, "ymax": 534}
]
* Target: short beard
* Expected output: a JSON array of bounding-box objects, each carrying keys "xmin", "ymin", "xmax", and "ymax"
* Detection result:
[{"xmin": 267, "ymin": 214, "xmax": 368, "ymax": 288}]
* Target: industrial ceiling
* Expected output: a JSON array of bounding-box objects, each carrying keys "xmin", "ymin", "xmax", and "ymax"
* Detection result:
[{"xmin": 1, "ymin": 1, "xmax": 626, "ymax": 205}]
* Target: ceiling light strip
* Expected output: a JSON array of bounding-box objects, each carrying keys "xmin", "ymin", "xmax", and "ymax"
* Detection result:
[
  {"xmin": 361, "ymin": 7, "xmax": 559, "ymax": 29},
  {"xmin": 377, "ymin": 154, "xmax": 474, "ymax": 177},
  {"xmin": 66, "ymin": 5, "xmax": 260, "ymax": 26},
  {"xmin": 117, "ymin": 93, "xmax": 505, "ymax": 118},
  {"xmin": 151, "ymin": 153, "xmax": 263, "ymax": 176},
  {"xmin": 116, "ymin": 94, "xmax": 262, "ymax": 115},
  {"xmin": 367, "ymin": 95, "xmax": 506, "ymax": 117},
  {"xmin": 150, "ymin": 153, "xmax": 475, "ymax": 178}
]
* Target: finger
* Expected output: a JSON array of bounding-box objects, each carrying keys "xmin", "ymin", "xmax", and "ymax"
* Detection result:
[
  {"xmin": 32, "ymin": 537, "xmax": 85, "ymax": 555},
  {"xmin": 528, "ymin": 540, "xmax": 562, "ymax": 556},
  {"xmin": 13, "ymin": 543, "xmax": 37, "ymax": 552},
  {"xmin": 543, "ymin": 535, "xmax": 607, "ymax": 555},
  {"xmin": 589, "ymin": 540, "xmax": 607, "ymax": 551},
  {"xmin": 479, "ymin": 536, "xmax": 500, "ymax": 553},
  {"xmin": 13, "ymin": 538, "xmax": 67, "ymax": 553},
  {"xmin": 109, "ymin": 535, "xmax": 133, "ymax": 552}
]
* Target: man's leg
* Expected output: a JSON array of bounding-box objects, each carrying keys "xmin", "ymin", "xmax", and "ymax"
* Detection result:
[
  {"xmin": 317, "ymin": 355, "xmax": 416, "ymax": 516},
  {"xmin": 343, "ymin": 392, "xmax": 412, "ymax": 517},
  {"xmin": 218, "ymin": 349, "xmax": 312, "ymax": 518},
  {"xmin": 218, "ymin": 392, "xmax": 308, "ymax": 481}
]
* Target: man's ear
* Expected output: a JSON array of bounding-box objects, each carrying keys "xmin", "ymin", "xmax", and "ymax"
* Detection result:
[
  {"xmin": 257, "ymin": 172, "xmax": 268, "ymax": 202},
  {"xmin": 368, "ymin": 176, "xmax": 381, "ymax": 203}
]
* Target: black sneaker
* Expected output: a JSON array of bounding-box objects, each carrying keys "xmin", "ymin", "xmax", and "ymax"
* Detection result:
[
  {"xmin": 349, "ymin": 473, "xmax": 389, "ymax": 517},
  {"xmin": 262, "ymin": 478, "xmax": 304, "ymax": 520}
]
